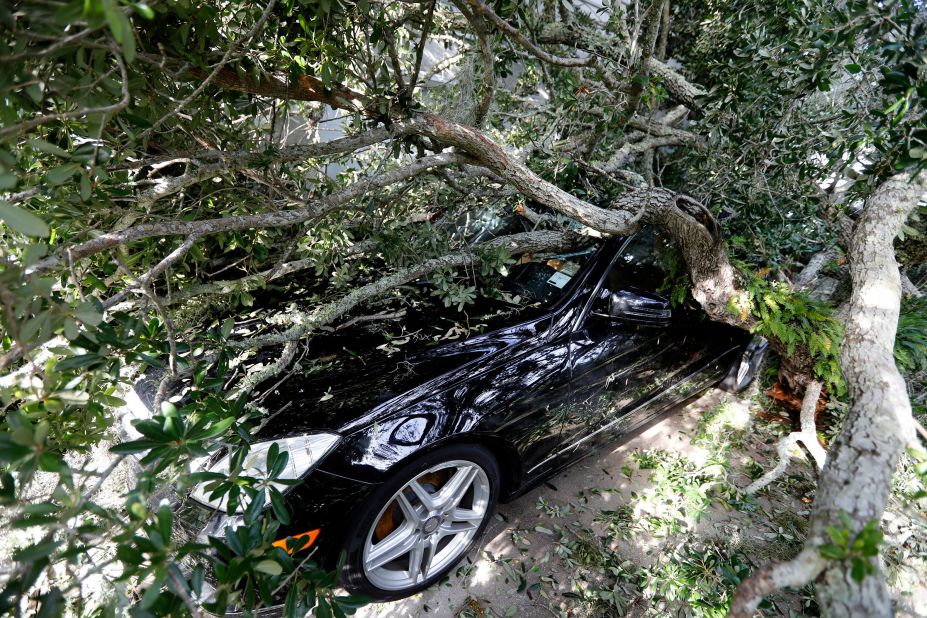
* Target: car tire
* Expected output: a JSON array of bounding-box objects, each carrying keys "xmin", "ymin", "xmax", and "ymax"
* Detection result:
[{"xmin": 340, "ymin": 444, "xmax": 500, "ymax": 601}]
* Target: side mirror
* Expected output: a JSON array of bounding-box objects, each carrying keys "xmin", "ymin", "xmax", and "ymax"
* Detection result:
[{"xmin": 605, "ymin": 289, "xmax": 671, "ymax": 325}]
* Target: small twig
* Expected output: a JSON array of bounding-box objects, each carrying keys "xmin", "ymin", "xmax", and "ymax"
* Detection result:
[
  {"xmin": 102, "ymin": 234, "xmax": 199, "ymax": 309},
  {"xmin": 410, "ymin": 0, "xmax": 437, "ymax": 90},
  {"xmin": 461, "ymin": 0, "xmax": 591, "ymax": 67},
  {"xmin": 746, "ymin": 380, "xmax": 826, "ymax": 495},
  {"xmin": 913, "ymin": 418, "xmax": 927, "ymax": 443},
  {"xmin": 112, "ymin": 253, "xmax": 181, "ymax": 411},
  {"xmin": 335, "ymin": 309, "xmax": 407, "ymax": 330},
  {"xmin": 0, "ymin": 54, "xmax": 129, "ymax": 140},
  {"xmin": 269, "ymin": 548, "xmax": 319, "ymax": 598},
  {"xmin": 167, "ymin": 567, "xmax": 205, "ymax": 618},
  {"xmin": 139, "ymin": 0, "xmax": 279, "ymax": 138}
]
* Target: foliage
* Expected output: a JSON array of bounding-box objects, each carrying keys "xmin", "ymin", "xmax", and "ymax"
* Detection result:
[
  {"xmin": 818, "ymin": 512, "xmax": 884, "ymax": 583},
  {"xmin": 732, "ymin": 277, "xmax": 846, "ymax": 394},
  {"xmin": 674, "ymin": 0, "xmax": 927, "ymax": 267},
  {"xmin": 641, "ymin": 542, "xmax": 753, "ymax": 618},
  {"xmin": 895, "ymin": 295, "xmax": 927, "ymax": 374},
  {"xmin": 658, "ymin": 245, "xmax": 692, "ymax": 308}
]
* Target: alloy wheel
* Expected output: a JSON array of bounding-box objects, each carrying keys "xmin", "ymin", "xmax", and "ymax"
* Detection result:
[{"xmin": 362, "ymin": 460, "xmax": 490, "ymax": 591}]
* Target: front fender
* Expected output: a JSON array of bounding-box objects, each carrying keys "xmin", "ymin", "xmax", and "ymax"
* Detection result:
[{"xmin": 316, "ymin": 394, "xmax": 491, "ymax": 483}]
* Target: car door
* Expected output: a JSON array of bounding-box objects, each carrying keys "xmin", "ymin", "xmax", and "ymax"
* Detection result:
[
  {"xmin": 479, "ymin": 330, "xmax": 575, "ymax": 478},
  {"xmin": 556, "ymin": 227, "xmax": 724, "ymax": 464},
  {"xmin": 457, "ymin": 248, "xmax": 601, "ymax": 481}
]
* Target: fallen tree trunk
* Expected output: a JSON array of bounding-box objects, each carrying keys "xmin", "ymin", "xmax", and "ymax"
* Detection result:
[{"xmin": 730, "ymin": 172, "xmax": 927, "ymax": 617}]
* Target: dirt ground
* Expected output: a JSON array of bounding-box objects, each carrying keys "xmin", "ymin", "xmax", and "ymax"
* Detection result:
[{"xmin": 356, "ymin": 389, "xmax": 927, "ymax": 618}]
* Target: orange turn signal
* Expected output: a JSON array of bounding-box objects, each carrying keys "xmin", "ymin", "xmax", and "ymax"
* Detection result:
[{"xmin": 272, "ymin": 529, "xmax": 320, "ymax": 554}]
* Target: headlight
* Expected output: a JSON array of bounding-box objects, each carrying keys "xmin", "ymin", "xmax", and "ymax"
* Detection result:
[{"xmin": 190, "ymin": 433, "xmax": 340, "ymax": 512}]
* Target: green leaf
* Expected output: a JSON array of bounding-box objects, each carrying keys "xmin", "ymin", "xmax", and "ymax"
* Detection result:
[
  {"xmin": 158, "ymin": 504, "xmax": 173, "ymax": 542},
  {"xmin": 27, "ymin": 139, "xmax": 69, "ymax": 158},
  {"xmin": 13, "ymin": 540, "xmax": 58, "ymax": 562},
  {"xmin": 55, "ymin": 354, "xmax": 101, "ymax": 371},
  {"xmin": 38, "ymin": 452, "xmax": 67, "ymax": 473},
  {"xmin": 193, "ymin": 417, "xmax": 236, "ymax": 440},
  {"xmin": 102, "ymin": 0, "xmax": 136, "ymax": 62},
  {"xmin": 255, "ymin": 560, "xmax": 282, "ymax": 576},
  {"xmin": 316, "ymin": 598, "xmax": 332, "ymax": 618},
  {"xmin": 818, "ymin": 543, "xmax": 847, "ymax": 560},
  {"xmin": 0, "ymin": 441, "xmax": 33, "ymax": 464},
  {"xmin": 45, "ymin": 163, "xmax": 81, "ymax": 186},
  {"xmin": 333, "ymin": 594, "xmax": 369, "ymax": 610},
  {"xmin": 79, "ymin": 173, "xmax": 91, "ymax": 201},
  {"xmin": 73, "ymin": 301, "xmax": 103, "ymax": 326},
  {"xmin": 244, "ymin": 487, "xmax": 266, "ymax": 523},
  {"xmin": 110, "ymin": 439, "xmax": 162, "ymax": 454},
  {"xmin": 63, "ymin": 318, "xmax": 80, "ymax": 340},
  {"xmin": 130, "ymin": 2, "xmax": 155, "ymax": 19},
  {"xmin": 51, "ymin": 390, "xmax": 90, "ymax": 406},
  {"xmin": 850, "ymin": 557, "xmax": 868, "ymax": 582},
  {"xmin": 0, "ymin": 200, "xmax": 50, "ymax": 237},
  {"xmin": 269, "ymin": 487, "xmax": 290, "ymax": 525},
  {"xmin": 0, "ymin": 172, "xmax": 17, "ymax": 190}
]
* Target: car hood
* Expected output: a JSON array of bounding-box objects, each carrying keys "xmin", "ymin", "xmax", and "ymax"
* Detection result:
[
  {"xmin": 122, "ymin": 296, "xmax": 552, "ymax": 441},
  {"xmin": 252, "ymin": 312, "xmax": 550, "ymax": 439}
]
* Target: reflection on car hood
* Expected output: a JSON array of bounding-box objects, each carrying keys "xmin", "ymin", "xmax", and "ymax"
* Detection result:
[
  {"xmin": 125, "ymin": 295, "xmax": 551, "ymax": 441},
  {"xmin": 253, "ymin": 309, "xmax": 550, "ymax": 439}
]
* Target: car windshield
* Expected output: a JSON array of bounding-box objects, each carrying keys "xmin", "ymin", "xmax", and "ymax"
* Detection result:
[{"xmin": 499, "ymin": 247, "xmax": 597, "ymax": 310}]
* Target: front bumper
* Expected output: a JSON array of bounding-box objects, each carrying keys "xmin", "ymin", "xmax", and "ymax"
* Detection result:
[{"xmin": 176, "ymin": 468, "xmax": 376, "ymax": 569}]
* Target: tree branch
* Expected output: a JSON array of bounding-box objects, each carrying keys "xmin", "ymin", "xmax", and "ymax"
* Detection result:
[
  {"xmin": 231, "ymin": 229, "xmax": 582, "ymax": 354},
  {"xmin": 731, "ymin": 172, "xmax": 927, "ymax": 615},
  {"xmin": 142, "ymin": 53, "xmax": 369, "ymax": 112},
  {"xmin": 416, "ymin": 113, "xmax": 654, "ymax": 234},
  {"xmin": 746, "ymin": 380, "xmax": 825, "ymax": 495},
  {"xmin": 140, "ymin": 0, "xmax": 279, "ymax": 138},
  {"xmin": 728, "ymin": 548, "xmax": 826, "ymax": 618},
  {"xmin": 538, "ymin": 22, "xmax": 706, "ymax": 109},
  {"xmin": 461, "ymin": 0, "xmax": 592, "ymax": 68},
  {"xmin": 623, "ymin": 0, "xmax": 665, "ymax": 118},
  {"xmin": 26, "ymin": 151, "xmax": 462, "ymax": 274},
  {"xmin": 102, "ymin": 234, "xmax": 199, "ymax": 309}
]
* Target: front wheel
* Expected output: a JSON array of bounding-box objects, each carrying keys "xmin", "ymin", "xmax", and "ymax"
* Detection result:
[{"xmin": 341, "ymin": 444, "xmax": 500, "ymax": 600}]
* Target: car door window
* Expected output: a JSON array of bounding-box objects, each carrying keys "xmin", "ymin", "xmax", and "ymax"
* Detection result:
[
  {"xmin": 595, "ymin": 226, "xmax": 674, "ymax": 311},
  {"xmin": 500, "ymin": 248, "xmax": 597, "ymax": 309}
]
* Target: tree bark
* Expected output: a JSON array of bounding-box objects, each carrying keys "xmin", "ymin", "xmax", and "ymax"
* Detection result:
[
  {"xmin": 623, "ymin": 0, "xmax": 666, "ymax": 118},
  {"xmin": 810, "ymin": 173, "xmax": 925, "ymax": 616},
  {"xmin": 730, "ymin": 172, "xmax": 927, "ymax": 617},
  {"xmin": 538, "ymin": 22, "xmax": 707, "ymax": 109}
]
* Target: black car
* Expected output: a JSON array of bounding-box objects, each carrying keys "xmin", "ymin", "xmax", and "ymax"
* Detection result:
[{"xmin": 153, "ymin": 224, "xmax": 766, "ymax": 602}]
